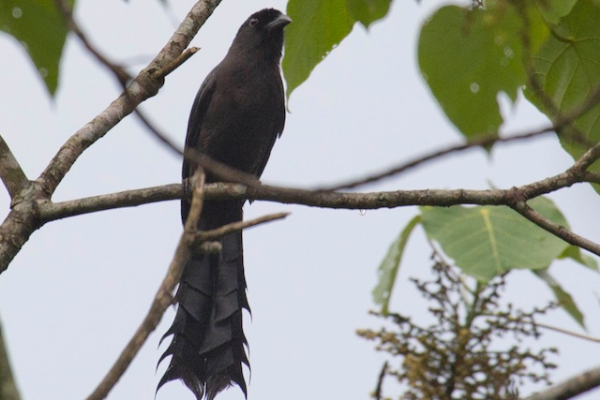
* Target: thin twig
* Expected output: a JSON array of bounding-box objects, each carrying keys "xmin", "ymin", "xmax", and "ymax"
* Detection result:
[
  {"xmin": 322, "ymin": 121, "xmax": 578, "ymax": 192},
  {"xmin": 322, "ymin": 76, "xmax": 600, "ymax": 194},
  {"xmin": 492, "ymin": 313, "xmax": 600, "ymax": 344},
  {"xmin": 318, "ymin": 127, "xmax": 555, "ymax": 191},
  {"xmin": 194, "ymin": 212, "xmax": 290, "ymax": 243},
  {"xmin": 509, "ymin": 197, "xmax": 600, "ymax": 256},
  {"xmin": 54, "ymin": 0, "xmax": 208, "ymax": 177},
  {"xmin": 85, "ymin": 170, "xmax": 206, "ymax": 400},
  {"xmin": 133, "ymin": 105, "xmax": 262, "ymax": 188},
  {"xmin": 321, "ymin": 69, "xmax": 600, "ymax": 193},
  {"xmin": 535, "ymin": 322, "xmax": 600, "ymax": 344},
  {"xmin": 374, "ymin": 361, "xmax": 388, "ymax": 400},
  {"xmin": 0, "ymin": 135, "xmax": 28, "ymax": 199},
  {"xmin": 38, "ymin": 0, "xmax": 223, "ymax": 197},
  {"xmin": 53, "ymin": 0, "xmax": 131, "ymax": 86},
  {"xmin": 55, "ymin": 0, "xmax": 250, "ymax": 192}
]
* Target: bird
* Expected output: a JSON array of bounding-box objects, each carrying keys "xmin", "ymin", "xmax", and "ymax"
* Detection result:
[{"xmin": 158, "ymin": 8, "xmax": 291, "ymax": 400}]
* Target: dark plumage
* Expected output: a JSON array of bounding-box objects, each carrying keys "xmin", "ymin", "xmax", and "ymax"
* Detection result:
[{"xmin": 158, "ymin": 8, "xmax": 290, "ymax": 400}]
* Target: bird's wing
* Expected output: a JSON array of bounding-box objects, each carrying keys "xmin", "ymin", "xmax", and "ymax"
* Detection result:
[
  {"xmin": 249, "ymin": 74, "xmax": 286, "ymax": 178},
  {"xmin": 183, "ymin": 69, "xmax": 217, "ymax": 181}
]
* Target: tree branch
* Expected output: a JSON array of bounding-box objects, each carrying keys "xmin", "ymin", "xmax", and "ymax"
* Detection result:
[
  {"xmin": 53, "ymin": 0, "xmax": 132, "ymax": 86},
  {"xmin": 322, "ymin": 77, "xmax": 600, "ymax": 192},
  {"xmin": 54, "ymin": 0, "xmax": 255, "ymax": 195},
  {"xmin": 509, "ymin": 196, "xmax": 600, "ymax": 256},
  {"xmin": 0, "ymin": 182, "xmax": 45, "ymax": 275},
  {"xmin": 0, "ymin": 0, "xmax": 222, "ymax": 276},
  {"xmin": 374, "ymin": 361, "xmax": 388, "ymax": 400},
  {"xmin": 194, "ymin": 211, "xmax": 290, "ymax": 243},
  {"xmin": 522, "ymin": 365, "xmax": 600, "ymax": 400},
  {"xmin": 38, "ymin": 0, "xmax": 222, "ymax": 197},
  {"xmin": 40, "ymin": 184, "xmax": 183, "ymax": 222},
  {"xmin": 38, "ymin": 179, "xmax": 600, "ymax": 261},
  {"xmin": 0, "ymin": 135, "xmax": 28, "ymax": 199},
  {"xmin": 85, "ymin": 170, "xmax": 205, "ymax": 400},
  {"xmin": 53, "ymin": 0, "xmax": 207, "ymax": 175},
  {"xmin": 534, "ymin": 321, "xmax": 600, "ymax": 344},
  {"xmin": 320, "ymin": 125, "xmax": 556, "ymax": 192},
  {"xmin": 568, "ymin": 139, "xmax": 600, "ymax": 174},
  {"xmin": 84, "ymin": 174, "xmax": 290, "ymax": 400}
]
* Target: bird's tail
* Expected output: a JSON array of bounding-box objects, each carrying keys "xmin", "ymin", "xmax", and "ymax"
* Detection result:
[{"xmin": 158, "ymin": 203, "xmax": 249, "ymax": 400}]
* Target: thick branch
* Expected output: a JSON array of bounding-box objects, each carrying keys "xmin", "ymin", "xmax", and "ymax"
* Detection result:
[
  {"xmin": 40, "ymin": 184, "xmax": 183, "ymax": 222},
  {"xmin": 523, "ymin": 365, "xmax": 600, "ymax": 400},
  {"xmin": 0, "ymin": 182, "xmax": 44, "ymax": 274},
  {"xmin": 37, "ymin": 161, "xmax": 600, "ymax": 261},
  {"xmin": 41, "ymin": 183, "xmax": 507, "ymax": 220}
]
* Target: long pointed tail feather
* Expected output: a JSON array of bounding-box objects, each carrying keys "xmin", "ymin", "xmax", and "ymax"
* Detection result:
[{"xmin": 159, "ymin": 204, "xmax": 249, "ymax": 400}]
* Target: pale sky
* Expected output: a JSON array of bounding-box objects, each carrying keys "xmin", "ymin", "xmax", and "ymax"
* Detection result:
[{"xmin": 1, "ymin": 1, "xmax": 599, "ymax": 400}]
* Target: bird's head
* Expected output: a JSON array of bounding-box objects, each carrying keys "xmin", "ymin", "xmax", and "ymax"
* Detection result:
[{"xmin": 230, "ymin": 8, "xmax": 292, "ymax": 61}]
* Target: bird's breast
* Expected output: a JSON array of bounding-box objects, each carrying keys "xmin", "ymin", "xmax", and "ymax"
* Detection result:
[{"xmin": 200, "ymin": 69, "xmax": 284, "ymax": 175}]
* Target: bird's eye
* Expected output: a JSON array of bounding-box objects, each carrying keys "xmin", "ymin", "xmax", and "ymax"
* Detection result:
[{"xmin": 249, "ymin": 18, "xmax": 259, "ymax": 27}]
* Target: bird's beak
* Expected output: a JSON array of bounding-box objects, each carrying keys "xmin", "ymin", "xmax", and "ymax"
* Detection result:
[{"xmin": 266, "ymin": 14, "xmax": 292, "ymax": 31}]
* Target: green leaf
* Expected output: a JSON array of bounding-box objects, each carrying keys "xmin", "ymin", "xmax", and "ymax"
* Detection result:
[
  {"xmin": 372, "ymin": 215, "xmax": 421, "ymax": 315},
  {"xmin": 525, "ymin": 0, "xmax": 600, "ymax": 190},
  {"xmin": 418, "ymin": 4, "xmax": 547, "ymax": 139},
  {"xmin": 534, "ymin": 269, "xmax": 585, "ymax": 328},
  {"xmin": 346, "ymin": 0, "xmax": 392, "ymax": 28},
  {"xmin": 420, "ymin": 197, "xmax": 569, "ymax": 281},
  {"xmin": 283, "ymin": 0, "xmax": 392, "ymax": 99},
  {"xmin": 535, "ymin": 0, "xmax": 577, "ymax": 24},
  {"xmin": 0, "ymin": 0, "xmax": 73, "ymax": 96},
  {"xmin": 559, "ymin": 245, "xmax": 599, "ymax": 271}
]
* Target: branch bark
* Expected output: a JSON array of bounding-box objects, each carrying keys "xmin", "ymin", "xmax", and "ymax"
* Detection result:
[
  {"xmin": 85, "ymin": 170, "xmax": 206, "ymax": 400},
  {"xmin": 523, "ymin": 365, "xmax": 600, "ymax": 400},
  {"xmin": 0, "ymin": 135, "xmax": 28, "ymax": 199},
  {"xmin": 0, "ymin": 0, "xmax": 222, "ymax": 276},
  {"xmin": 85, "ymin": 175, "xmax": 289, "ymax": 400},
  {"xmin": 38, "ymin": 0, "xmax": 222, "ymax": 197}
]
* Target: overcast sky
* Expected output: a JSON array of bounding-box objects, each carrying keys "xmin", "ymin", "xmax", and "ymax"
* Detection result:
[{"xmin": 1, "ymin": 1, "xmax": 600, "ymax": 400}]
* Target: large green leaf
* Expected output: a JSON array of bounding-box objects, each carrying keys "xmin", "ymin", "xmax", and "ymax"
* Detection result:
[
  {"xmin": 418, "ymin": 4, "xmax": 547, "ymax": 139},
  {"xmin": 283, "ymin": 0, "xmax": 392, "ymax": 99},
  {"xmin": 420, "ymin": 197, "xmax": 569, "ymax": 281},
  {"xmin": 0, "ymin": 0, "xmax": 74, "ymax": 96},
  {"xmin": 525, "ymin": 0, "xmax": 600, "ymax": 184},
  {"xmin": 534, "ymin": 269, "xmax": 585, "ymax": 328},
  {"xmin": 372, "ymin": 215, "xmax": 421, "ymax": 314}
]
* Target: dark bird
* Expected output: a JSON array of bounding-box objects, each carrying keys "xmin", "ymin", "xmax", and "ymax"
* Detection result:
[{"xmin": 158, "ymin": 8, "xmax": 291, "ymax": 400}]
